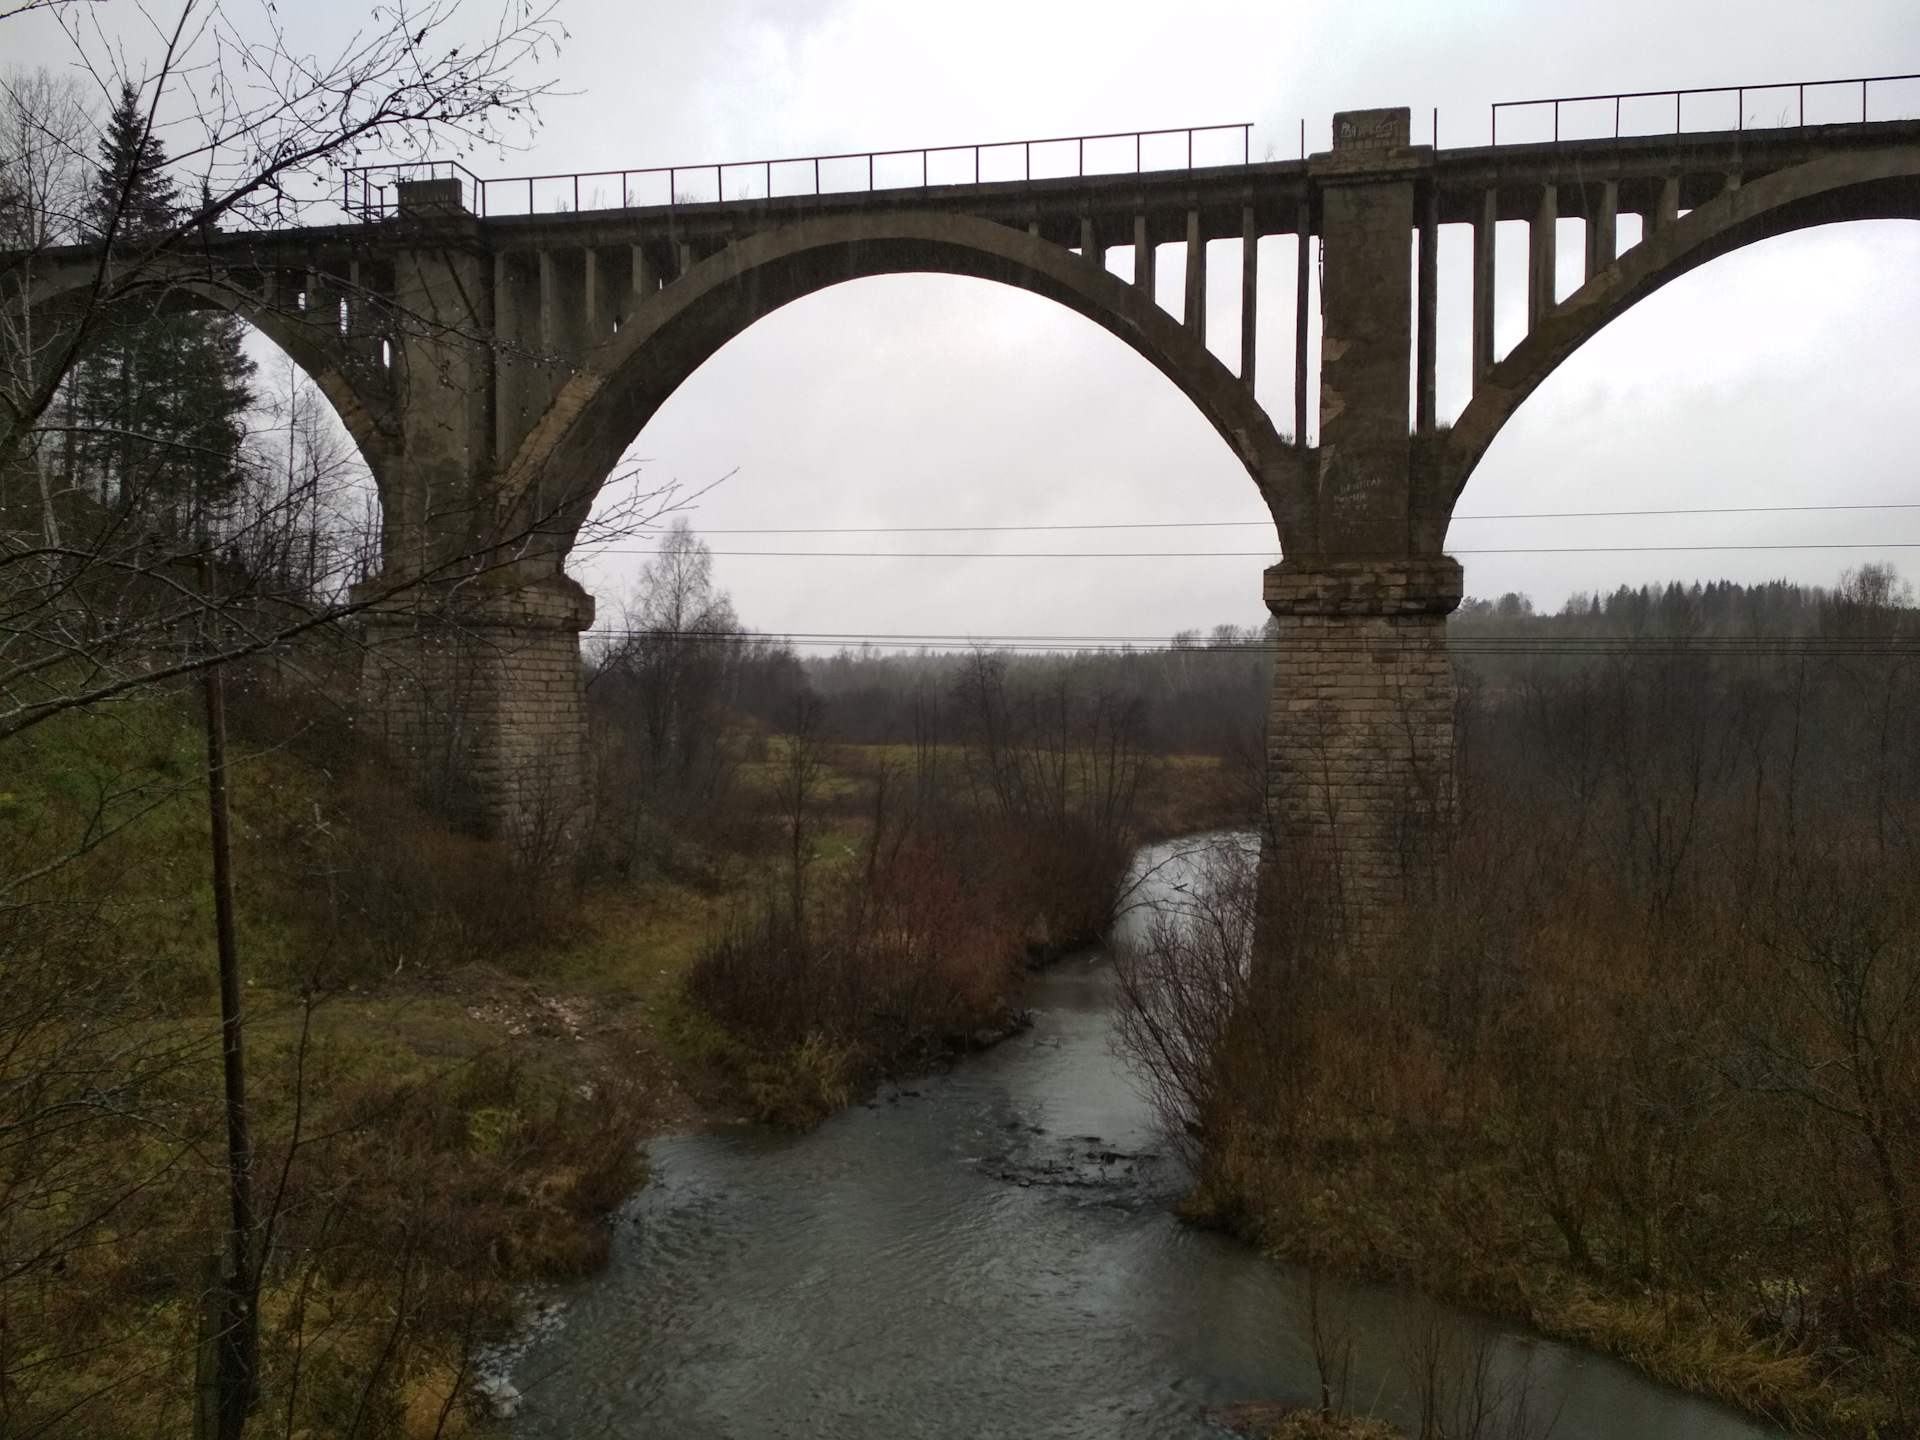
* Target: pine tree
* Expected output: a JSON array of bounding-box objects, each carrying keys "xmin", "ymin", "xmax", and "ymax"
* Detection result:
[
  {"xmin": 82, "ymin": 85, "xmax": 177, "ymax": 243},
  {"xmin": 66, "ymin": 86, "xmax": 254, "ymax": 536}
]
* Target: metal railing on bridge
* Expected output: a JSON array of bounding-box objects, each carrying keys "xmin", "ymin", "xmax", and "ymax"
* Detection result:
[
  {"xmin": 1490, "ymin": 70, "xmax": 1920, "ymax": 147},
  {"xmin": 341, "ymin": 123, "xmax": 1253, "ymax": 222}
]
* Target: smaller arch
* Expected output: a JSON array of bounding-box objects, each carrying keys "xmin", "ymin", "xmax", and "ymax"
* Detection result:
[
  {"xmin": 1440, "ymin": 146, "xmax": 1920, "ymax": 506},
  {"xmin": 11, "ymin": 258, "xmax": 397, "ymax": 485},
  {"xmin": 494, "ymin": 212, "xmax": 1306, "ymax": 557}
]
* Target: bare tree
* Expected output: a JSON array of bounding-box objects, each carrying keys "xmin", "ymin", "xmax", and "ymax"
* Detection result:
[
  {"xmin": 1, "ymin": 1, "xmax": 571, "ymax": 741},
  {"xmin": 1113, "ymin": 834, "xmax": 1259, "ymax": 1139}
]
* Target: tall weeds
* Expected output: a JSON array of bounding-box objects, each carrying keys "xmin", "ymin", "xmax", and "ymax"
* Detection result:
[{"xmin": 685, "ymin": 656, "xmax": 1153, "ymax": 1124}]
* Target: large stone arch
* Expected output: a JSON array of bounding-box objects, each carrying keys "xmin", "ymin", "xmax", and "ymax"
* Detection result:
[
  {"xmin": 1433, "ymin": 147, "xmax": 1920, "ymax": 516},
  {"xmin": 492, "ymin": 211, "xmax": 1303, "ymax": 563}
]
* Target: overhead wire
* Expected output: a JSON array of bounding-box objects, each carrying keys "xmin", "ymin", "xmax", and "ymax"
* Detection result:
[
  {"xmin": 575, "ymin": 500, "xmax": 1920, "ymax": 650},
  {"xmin": 609, "ymin": 499, "xmax": 1920, "ymax": 536},
  {"xmin": 581, "ymin": 542, "xmax": 1920, "ymax": 558},
  {"xmin": 585, "ymin": 627, "xmax": 1920, "ymax": 656}
]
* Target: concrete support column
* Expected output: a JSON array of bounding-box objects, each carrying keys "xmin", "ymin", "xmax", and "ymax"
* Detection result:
[
  {"xmin": 1262, "ymin": 556, "xmax": 1462, "ymax": 927},
  {"xmin": 1528, "ymin": 183, "xmax": 1557, "ymax": 330},
  {"xmin": 1240, "ymin": 205, "xmax": 1258, "ymax": 387},
  {"xmin": 1080, "ymin": 216, "xmax": 1104, "ymax": 272},
  {"xmin": 1184, "ymin": 209, "xmax": 1206, "ymax": 341},
  {"xmin": 1471, "ymin": 188, "xmax": 1496, "ymax": 385},
  {"xmin": 1293, "ymin": 204, "xmax": 1312, "ymax": 444},
  {"xmin": 355, "ymin": 572, "xmax": 595, "ymax": 858},
  {"xmin": 1650, "ymin": 175, "xmax": 1681, "ymax": 236},
  {"xmin": 537, "ymin": 250, "xmax": 556, "ymax": 352},
  {"xmin": 1316, "ymin": 131, "xmax": 1414, "ymax": 555},
  {"xmin": 1133, "ymin": 214, "xmax": 1156, "ymax": 298},
  {"xmin": 631, "ymin": 244, "xmax": 658, "ymax": 302},
  {"xmin": 1415, "ymin": 185, "xmax": 1438, "ymax": 434},
  {"xmin": 1586, "ymin": 180, "xmax": 1618, "ymax": 280}
]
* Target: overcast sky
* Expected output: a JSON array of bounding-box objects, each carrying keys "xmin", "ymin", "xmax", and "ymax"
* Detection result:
[{"xmin": 15, "ymin": 0, "xmax": 1920, "ymax": 641}]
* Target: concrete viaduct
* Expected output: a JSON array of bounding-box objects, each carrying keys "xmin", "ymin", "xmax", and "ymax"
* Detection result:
[{"xmin": 23, "ymin": 95, "xmax": 1920, "ymax": 918}]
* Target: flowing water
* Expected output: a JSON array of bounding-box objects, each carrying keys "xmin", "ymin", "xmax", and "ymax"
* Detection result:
[{"xmin": 501, "ymin": 838, "xmax": 1785, "ymax": 1439}]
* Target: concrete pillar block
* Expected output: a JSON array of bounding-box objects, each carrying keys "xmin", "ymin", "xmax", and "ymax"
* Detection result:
[{"xmin": 1262, "ymin": 555, "xmax": 1462, "ymax": 935}]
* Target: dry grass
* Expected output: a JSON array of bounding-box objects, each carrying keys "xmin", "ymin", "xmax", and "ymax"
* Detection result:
[
  {"xmin": 1208, "ymin": 1402, "xmax": 1402, "ymax": 1439},
  {"xmin": 1121, "ymin": 649, "xmax": 1920, "ymax": 1439}
]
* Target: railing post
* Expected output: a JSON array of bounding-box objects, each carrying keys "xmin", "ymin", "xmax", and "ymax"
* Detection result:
[
  {"xmin": 868, "ymin": 154, "xmax": 874, "ymax": 190},
  {"xmin": 1738, "ymin": 87, "xmax": 1744, "ymax": 129},
  {"xmin": 1024, "ymin": 141, "xmax": 1030, "ymax": 181}
]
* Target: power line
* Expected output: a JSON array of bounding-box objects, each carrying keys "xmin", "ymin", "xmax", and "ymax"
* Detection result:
[
  {"xmin": 586, "ymin": 627, "xmax": 1920, "ymax": 656},
  {"xmin": 603, "ymin": 500, "xmax": 1920, "ymax": 537},
  {"xmin": 583, "ymin": 542, "xmax": 1920, "ymax": 558}
]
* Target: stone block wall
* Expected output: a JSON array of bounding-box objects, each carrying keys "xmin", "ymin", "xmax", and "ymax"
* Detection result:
[
  {"xmin": 356, "ymin": 573, "xmax": 594, "ymax": 859},
  {"xmin": 1263, "ymin": 557, "xmax": 1461, "ymax": 931}
]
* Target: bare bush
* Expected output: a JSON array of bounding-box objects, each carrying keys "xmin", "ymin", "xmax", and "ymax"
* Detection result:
[{"xmin": 1113, "ymin": 834, "xmax": 1259, "ymax": 1138}]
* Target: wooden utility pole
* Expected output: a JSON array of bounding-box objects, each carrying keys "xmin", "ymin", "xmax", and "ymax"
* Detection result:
[{"xmin": 200, "ymin": 581, "xmax": 257, "ymax": 1439}]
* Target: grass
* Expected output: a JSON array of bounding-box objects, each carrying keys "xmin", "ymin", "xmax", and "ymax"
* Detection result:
[
  {"xmin": 1184, "ymin": 1122, "xmax": 1905, "ymax": 1440},
  {"xmin": 2, "ymin": 683, "xmax": 1259, "ymax": 1431},
  {"xmin": 0, "ymin": 690, "xmax": 741, "ymax": 1434}
]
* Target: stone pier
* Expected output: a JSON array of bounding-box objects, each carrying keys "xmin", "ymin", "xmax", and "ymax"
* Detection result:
[
  {"xmin": 355, "ymin": 572, "xmax": 594, "ymax": 852},
  {"xmin": 1263, "ymin": 557, "xmax": 1461, "ymax": 927},
  {"xmin": 1260, "ymin": 107, "xmax": 1463, "ymax": 928}
]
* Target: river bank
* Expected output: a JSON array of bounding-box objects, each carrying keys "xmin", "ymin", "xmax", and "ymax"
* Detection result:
[{"xmin": 491, "ymin": 887, "xmax": 1783, "ymax": 1440}]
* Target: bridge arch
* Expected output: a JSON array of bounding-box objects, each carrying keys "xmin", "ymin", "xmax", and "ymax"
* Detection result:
[
  {"xmin": 1437, "ymin": 147, "xmax": 1920, "ymax": 508},
  {"xmin": 496, "ymin": 211, "xmax": 1301, "ymax": 557},
  {"xmin": 11, "ymin": 266, "xmax": 398, "ymax": 496}
]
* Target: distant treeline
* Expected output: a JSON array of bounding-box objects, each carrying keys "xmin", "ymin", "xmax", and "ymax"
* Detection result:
[
  {"xmin": 680, "ymin": 571, "xmax": 1914, "ymax": 756},
  {"xmin": 797, "ymin": 626, "xmax": 1274, "ymax": 756}
]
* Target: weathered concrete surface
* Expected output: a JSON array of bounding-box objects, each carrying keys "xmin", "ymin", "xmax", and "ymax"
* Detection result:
[{"xmin": 14, "ymin": 109, "xmax": 1920, "ymax": 884}]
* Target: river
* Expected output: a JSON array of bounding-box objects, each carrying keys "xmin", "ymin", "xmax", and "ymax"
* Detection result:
[{"xmin": 497, "ymin": 837, "xmax": 1785, "ymax": 1439}]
